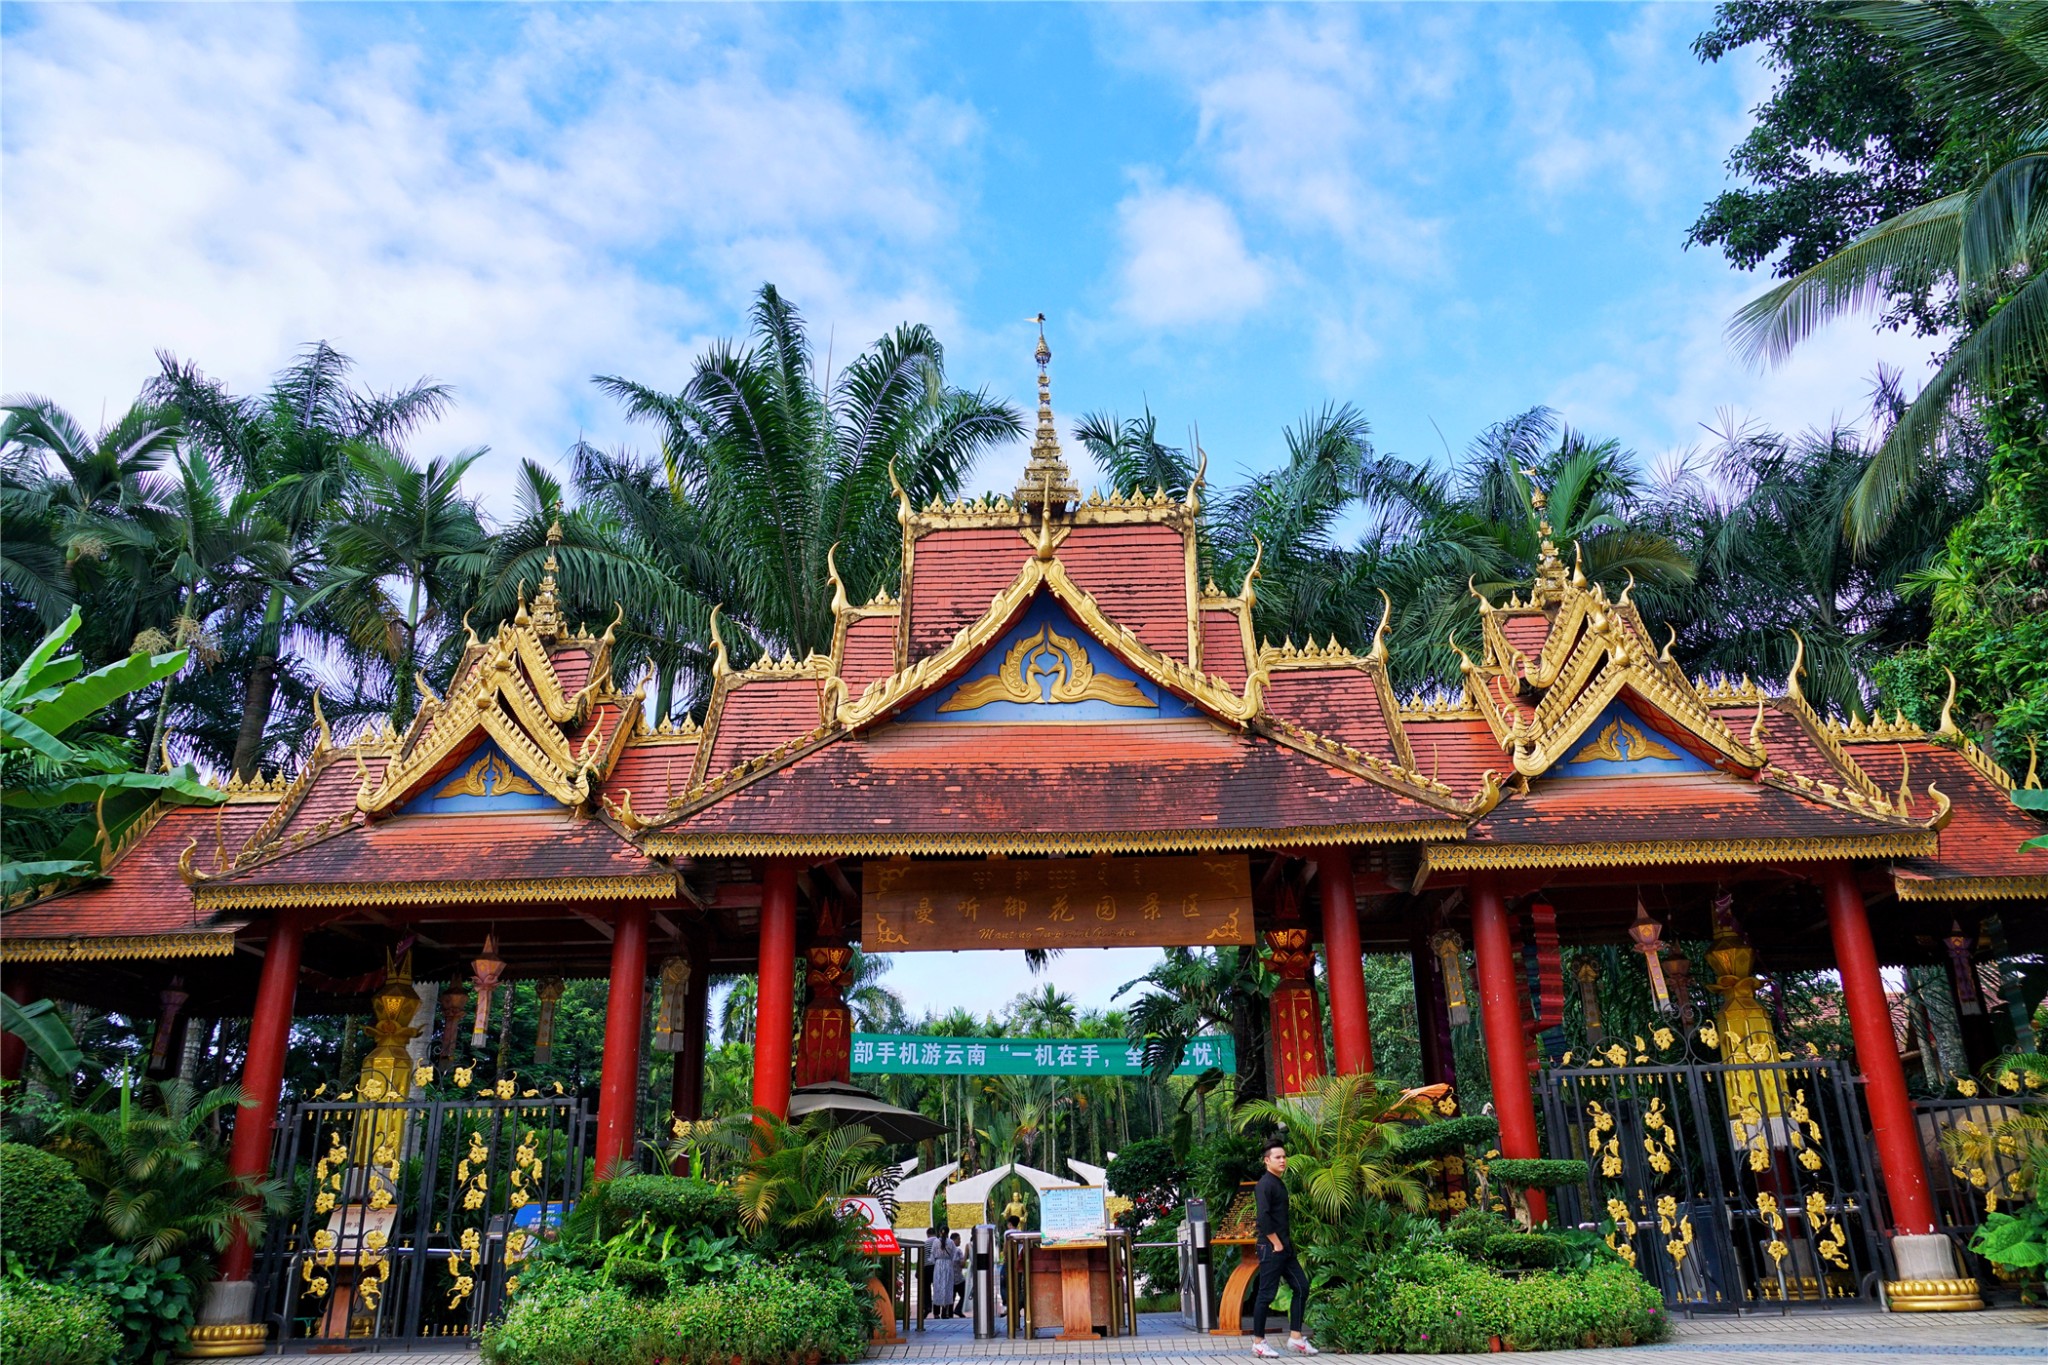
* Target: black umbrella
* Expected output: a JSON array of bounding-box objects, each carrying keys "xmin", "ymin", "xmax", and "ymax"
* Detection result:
[{"xmin": 788, "ymin": 1080, "xmax": 947, "ymax": 1145}]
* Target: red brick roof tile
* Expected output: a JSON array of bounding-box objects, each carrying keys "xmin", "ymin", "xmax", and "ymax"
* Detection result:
[
  {"xmin": 906, "ymin": 527, "xmax": 1032, "ymax": 659},
  {"xmin": 1402, "ymin": 716, "xmax": 1507, "ymax": 798},
  {"xmin": 840, "ymin": 615, "xmax": 897, "ymax": 691},
  {"xmin": 219, "ymin": 812, "xmax": 662, "ymax": 889},
  {"xmin": 3, "ymin": 802, "xmax": 270, "ymax": 940},
  {"xmin": 1265, "ymin": 670, "xmax": 1402, "ymax": 763},
  {"xmin": 1200, "ymin": 609, "xmax": 1248, "ymax": 689},
  {"xmin": 1056, "ymin": 524, "xmax": 1190, "ymax": 662},
  {"xmin": 1467, "ymin": 772, "xmax": 1918, "ymax": 849},
  {"xmin": 1850, "ymin": 741, "xmax": 2042, "ymax": 885},
  {"xmin": 704, "ymin": 677, "xmax": 826, "ymax": 776}
]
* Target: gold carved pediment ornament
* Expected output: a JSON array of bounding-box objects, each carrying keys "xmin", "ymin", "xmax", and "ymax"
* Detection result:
[
  {"xmin": 1569, "ymin": 718, "xmax": 1679, "ymax": 765},
  {"xmin": 938, "ymin": 625, "xmax": 1151, "ymax": 713},
  {"xmin": 439, "ymin": 752, "xmax": 543, "ymax": 799}
]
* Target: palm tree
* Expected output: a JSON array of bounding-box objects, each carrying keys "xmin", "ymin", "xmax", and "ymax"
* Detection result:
[
  {"xmin": 150, "ymin": 344, "xmax": 454, "ymax": 776},
  {"xmin": 1233, "ymin": 1073, "xmax": 1433, "ymax": 1229},
  {"xmin": 1009, "ymin": 985, "xmax": 1078, "ymax": 1036},
  {"xmin": 317, "ymin": 447, "xmax": 489, "ymax": 729},
  {"xmin": 592, "ymin": 284, "xmax": 1024, "ymax": 664},
  {"xmin": 1731, "ymin": 1, "xmax": 2047, "ymax": 547},
  {"xmin": 718, "ymin": 976, "xmax": 761, "ymax": 1046},
  {"xmin": 1356, "ymin": 409, "xmax": 1697, "ymax": 690},
  {"xmin": 0, "ymin": 395, "xmax": 181, "ymax": 657},
  {"xmin": 840, "ymin": 949, "xmax": 908, "ymax": 1033}
]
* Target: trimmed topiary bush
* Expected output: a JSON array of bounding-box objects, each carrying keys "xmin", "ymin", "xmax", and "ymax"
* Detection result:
[
  {"xmin": 0, "ymin": 1143, "xmax": 92, "ymax": 1268},
  {"xmin": 595, "ymin": 1176, "xmax": 742, "ymax": 1238},
  {"xmin": 1310, "ymin": 1249, "xmax": 1669, "ymax": 1353},
  {"xmin": 1390, "ymin": 1115, "xmax": 1499, "ymax": 1162},
  {"xmin": 0, "ymin": 1279, "xmax": 121, "ymax": 1365},
  {"xmin": 480, "ymin": 1277, "xmax": 643, "ymax": 1365},
  {"xmin": 1484, "ymin": 1157, "xmax": 1590, "ymax": 1189}
]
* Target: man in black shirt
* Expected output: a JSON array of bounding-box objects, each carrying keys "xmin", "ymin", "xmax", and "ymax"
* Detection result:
[{"xmin": 1249, "ymin": 1141, "xmax": 1316, "ymax": 1356}]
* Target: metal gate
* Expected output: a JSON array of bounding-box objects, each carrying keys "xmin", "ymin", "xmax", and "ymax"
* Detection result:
[
  {"xmin": 1537, "ymin": 1058, "xmax": 1891, "ymax": 1312},
  {"xmin": 255, "ymin": 1095, "xmax": 591, "ymax": 1342}
]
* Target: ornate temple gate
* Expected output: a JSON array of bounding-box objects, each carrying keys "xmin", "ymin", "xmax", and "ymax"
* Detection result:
[
  {"xmin": 255, "ymin": 1095, "xmax": 591, "ymax": 1342},
  {"xmin": 1538, "ymin": 1058, "xmax": 1893, "ymax": 1312}
]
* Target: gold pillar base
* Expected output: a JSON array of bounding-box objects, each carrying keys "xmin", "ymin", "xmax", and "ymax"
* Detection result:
[
  {"xmin": 176, "ymin": 1323, "xmax": 269, "ymax": 1358},
  {"xmin": 1883, "ymin": 1277, "xmax": 1985, "ymax": 1312}
]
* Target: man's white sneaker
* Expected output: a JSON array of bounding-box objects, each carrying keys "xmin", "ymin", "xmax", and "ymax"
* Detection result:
[
  {"xmin": 1288, "ymin": 1341, "xmax": 1319, "ymax": 1355},
  {"xmin": 1252, "ymin": 1342, "xmax": 1281, "ymax": 1358}
]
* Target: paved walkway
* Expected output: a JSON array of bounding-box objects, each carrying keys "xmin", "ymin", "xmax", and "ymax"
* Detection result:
[{"xmin": 290, "ymin": 1307, "xmax": 2048, "ymax": 1363}]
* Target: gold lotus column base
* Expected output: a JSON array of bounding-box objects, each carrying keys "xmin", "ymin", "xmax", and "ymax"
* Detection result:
[
  {"xmin": 176, "ymin": 1323, "xmax": 269, "ymax": 1358},
  {"xmin": 1883, "ymin": 1277, "xmax": 1985, "ymax": 1312}
]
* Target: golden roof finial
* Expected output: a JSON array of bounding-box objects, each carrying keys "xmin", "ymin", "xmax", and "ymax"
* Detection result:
[
  {"xmin": 530, "ymin": 516, "xmax": 565, "ymax": 640},
  {"xmin": 2026, "ymin": 735, "xmax": 2040, "ymax": 790},
  {"xmin": 826, "ymin": 543, "xmax": 851, "ymax": 616},
  {"xmin": 1570, "ymin": 542, "xmax": 1588, "ymax": 591},
  {"xmin": 310, "ymin": 686, "xmax": 332, "ymax": 755},
  {"xmin": 1239, "ymin": 536, "xmax": 1264, "ymax": 609},
  {"xmin": 708, "ymin": 605, "xmax": 731, "ymax": 681},
  {"xmin": 1016, "ymin": 314, "xmax": 1078, "ymax": 514},
  {"xmin": 1525, "ymin": 465, "xmax": 1566, "ymax": 604},
  {"xmin": 1937, "ymin": 668, "xmax": 1962, "ymax": 737},
  {"xmin": 1785, "ymin": 630, "xmax": 1807, "ymax": 706},
  {"xmin": 1658, "ymin": 623, "xmax": 1677, "ymax": 667},
  {"xmin": 1186, "ymin": 444, "xmax": 1208, "ymax": 514},
  {"xmin": 1367, "ymin": 588, "xmax": 1392, "ymax": 664},
  {"xmin": 889, "ymin": 457, "xmax": 911, "ymax": 526}
]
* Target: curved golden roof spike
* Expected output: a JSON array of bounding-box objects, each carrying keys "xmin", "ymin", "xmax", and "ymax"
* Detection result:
[
  {"xmin": 310, "ymin": 686, "xmax": 332, "ymax": 755},
  {"xmin": 2027, "ymin": 735, "xmax": 2041, "ymax": 790},
  {"xmin": 889, "ymin": 458, "xmax": 911, "ymax": 526},
  {"xmin": 1367, "ymin": 588, "xmax": 1393, "ymax": 665},
  {"xmin": 1617, "ymin": 569, "xmax": 1636, "ymax": 609},
  {"xmin": 708, "ymin": 605, "xmax": 732, "ymax": 681},
  {"xmin": 1785, "ymin": 630, "xmax": 1807, "ymax": 706},
  {"xmin": 1239, "ymin": 536, "xmax": 1264, "ymax": 609},
  {"xmin": 1186, "ymin": 444, "xmax": 1208, "ymax": 514},
  {"xmin": 1658, "ymin": 623, "xmax": 1678, "ymax": 667},
  {"xmin": 826, "ymin": 542, "xmax": 850, "ymax": 616},
  {"xmin": 1937, "ymin": 668, "xmax": 1962, "ymax": 738}
]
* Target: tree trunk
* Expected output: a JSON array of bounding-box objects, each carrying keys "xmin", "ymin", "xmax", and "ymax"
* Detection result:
[
  {"xmin": 232, "ymin": 655, "xmax": 279, "ymax": 779},
  {"xmin": 1230, "ymin": 947, "xmax": 1269, "ymax": 1106}
]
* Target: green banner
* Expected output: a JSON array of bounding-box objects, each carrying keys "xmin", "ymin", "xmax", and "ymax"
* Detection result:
[{"xmin": 849, "ymin": 1033, "xmax": 1234, "ymax": 1077}]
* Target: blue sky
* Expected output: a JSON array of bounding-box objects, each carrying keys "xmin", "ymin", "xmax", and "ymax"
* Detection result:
[{"xmin": 1, "ymin": 3, "xmax": 1941, "ymax": 1016}]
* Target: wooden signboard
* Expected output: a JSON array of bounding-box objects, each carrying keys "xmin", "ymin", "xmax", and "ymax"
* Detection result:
[{"xmin": 861, "ymin": 855, "xmax": 1253, "ymax": 951}]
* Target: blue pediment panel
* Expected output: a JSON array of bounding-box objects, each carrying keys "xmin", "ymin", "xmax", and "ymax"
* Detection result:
[
  {"xmin": 401, "ymin": 740, "xmax": 560, "ymax": 814},
  {"xmin": 904, "ymin": 596, "xmax": 1202, "ymax": 723},
  {"xmin": 1550, "ymin": 701, "xmax": 1713, "ymax": 778}
]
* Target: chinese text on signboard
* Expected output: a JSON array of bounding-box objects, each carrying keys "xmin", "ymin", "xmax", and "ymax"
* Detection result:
[
  {"xmin": 861, "ymin": 855, "xmax": 1253, "ymax": 951},
  {"xmin": 849, "ymin": 1034, "xmax": 1235, "ymax": 1077}
]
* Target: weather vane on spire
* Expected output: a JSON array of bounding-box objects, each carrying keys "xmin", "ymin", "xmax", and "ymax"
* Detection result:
[{"xmin": 1017, "ymin": 312, "xmax": 1076, "ymax": 514}]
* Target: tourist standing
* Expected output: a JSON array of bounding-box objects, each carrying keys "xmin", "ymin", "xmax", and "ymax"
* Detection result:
[
  {"xmin": 951, "ymin": 1232, "xmax": 968, "ymax": 1316},
  {"xmin": 923, "ymin": 1226, "xmax": 947, "ymax": 1320},
  {"xmin": 931, "ymin": 1225, "xmax": 961, "ymax": 1317},
  {"xmin": 1249, "ymin": 1142, "xmax": 1316, "ymax": 1357}
]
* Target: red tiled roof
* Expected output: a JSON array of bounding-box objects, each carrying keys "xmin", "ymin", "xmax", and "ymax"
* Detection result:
[
  {"xmin": 906, "ymin": 527, "xmax": 1031, "ymax": 659},
  {"xmin": 1711, "ymin": 704, "xmax": 1844, "ymax": 786},
  {"xmin": 1499, "ymin": 612, "xmax": 1551, "ymax": 660},
  {"xmin": 657, "ymin": 718, "xmax": 1460, "ymax": 850},
  {"xmin": 841, "ymin": 615, "xmax": 897, "ymax": 691},
  {"xmin": 1850, "ymin": 741, "xmax": 2042, "ymax": 885},
  {"xmin": 605, "ymin": 741, "xmax": 698, "ymax": 809},
  {"xmin": 704, "ymin": 677, "xmax": 826, "ymax": 776},
  {"xmin": 216, "ymin": 812, "xmax": 663, "ymax": 890},
  {"xmin": 1201, "ymin": 609, "xmax": 1248, "ymax": 688},
  {"xmin": 3, "ymin": 802, "xmax": 270, "ymax": 941},
  {"xmin": 275, "ymin": 755, "xmax": 386, "ymax": 838},
  {"xmin": 1403, "ymin": 717, "xmax": 1506, "ymax": 798},
  {"xmin": 1056, "ymin": 524, "xmax": 1190, "ymax": 662},
  {"xmin": 1466, "ymin": 772, "xmax": 1919, "ymax": 849},
  {"xmin": 549, "ymin": 645, "xmax": 595, "ymax": 697},
  {"xmin": 1266, "ymin": 670, "xmax": 1402, "ymax": 763}
]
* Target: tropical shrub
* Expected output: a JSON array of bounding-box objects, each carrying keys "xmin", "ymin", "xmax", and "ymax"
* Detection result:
[
  {"xmin": 1481, "ymin": 1158, "xmax": 1589, "ymax": 1190},
  {"xmin": 0, "ymin": 1141, "xmax": 92, "ymax": 1267},
  {"xmin": 63, "ymin": 1246, "xmax": 199, "ymax": 1365},
  {"xmin": 482, "ymin": 1258, "xmax": 871, "ymax": 1365},
  {"xmin": 1310, "ymin": 1249, "xmax": 1668, "ymax": 1353},
  {"xmin": 0, "ymin": 1279, "xmax": 121, "ymax": 1365},
  {"xmin": 1388, "ymin": 1115, "xmax": 1497, "ymax": 1162},
  {"xmin": 1186, "ymin": 1130, "xmax": 1262, "ymax": 1213},
  {"xmin": 593, "ymin": 1175, "xmax": 741, "ymax": 1239}
]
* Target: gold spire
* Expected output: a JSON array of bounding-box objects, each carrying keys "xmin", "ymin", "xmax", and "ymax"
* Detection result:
[
  {"xmin": 1525, "ymin": 466, "xmax": 1567, "ymax": 605},
  {"xmin": 530, "ymin": 517, "xmax": 565, "ymax": 640},
  {"xmin": 1016, "ymin": 313, "xmax": 1078, "ymax": 515}
]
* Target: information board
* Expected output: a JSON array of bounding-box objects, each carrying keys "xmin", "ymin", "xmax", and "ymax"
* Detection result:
[
  {"xmin": 862, "ymin": 854, "xmax": 1253, "ymax": 951},
  {"xmin": 1038, "ymin": 1186, "xmax": 1108, "ymax": 1245},
  {"xmin": 850, "ymin": 1033, "xmax": 1234, "ymax": 1077}
]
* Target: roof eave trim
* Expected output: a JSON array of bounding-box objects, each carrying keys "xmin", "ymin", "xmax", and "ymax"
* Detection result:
[
  {"xmin": 0, "ymin": 930, "xmax": 241, "ymax": 964},
  {"xmin": 643, "ymin": 820, "xmax": 1468, "ymax": 858},
  {"xmin": 1415, "ymin": 830, "xmax": 1940, "ymax": 887},
  {"xmin": 194, "ymin": 871, "xmax": 683, "ymax": 912}
]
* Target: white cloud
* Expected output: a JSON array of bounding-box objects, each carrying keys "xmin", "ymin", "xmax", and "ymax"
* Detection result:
[
  {"xmin": 1, "ymin": 6, "xmax": 972, "ymax": 510},
  {"xmin": 1113, "ymin": 184, "xmax": 1272, "ymax": 329}
]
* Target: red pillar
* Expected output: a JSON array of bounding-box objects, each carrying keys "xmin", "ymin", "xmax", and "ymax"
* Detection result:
[
  {"xmin": 794, "ymin": 945, "xmax": 854, "ymax": 1087},
  {"xmin": 753, "ymin": 860, "xmax": 798, "ymax": 1118},
  {"xmin": 1471, "ymin": 875, "xmax": 1546, "ymax": 1223},
  {"xmin": 1, "ymin": 967, "xmax": 39, "ymax": 1083},
  {"xmin": 220, "ymin": 913, "xmax": 304, "ymax": 1281},
  {"xmin": 1317, "ymin": 849, "xmax": 1373, "ymax": 1075},
  {"xmin": 670, "ymin": 935, "xmax": 710, "ymax": 1128},
  {"xmin": 1824, "ymin": 864, "xmax": 1937, "ymax": 1235},
  {"xmin": 594, "ymin": 903, "xmax": 651, "ymax": 1179}
]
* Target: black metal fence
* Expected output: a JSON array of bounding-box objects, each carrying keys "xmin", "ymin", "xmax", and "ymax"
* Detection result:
[
  {"xmin": 1917, "ymin": 1093, "xmax": 2048, "ymax": 1287},
  {"xmin": 256, "ymin": 1095, "xmax": 592, "ymax": 1342},
  {"xmin": 1537, "ymin": 1058, "xmax": 1891, "ymax": 1312}
]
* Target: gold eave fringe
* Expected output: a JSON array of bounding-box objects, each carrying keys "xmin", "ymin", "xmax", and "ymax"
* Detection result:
[
  {"xmin": 1416, "ymin": 830, "xmax": 1940, "ymax": 886},
  {"xmin": 1, "ymin": 931, "xmax": 238, "ymax": 963},
  {"xmin": 1892, "ymin": 874, "xmax": 2048, "ymax": 902},
  {"xmin": 194, "ymin": 872, "xmax": 682, "ymax": 912},
  {"xmin": 642, "ymin": 820, "xmax": 1467, "ymax": 858}
]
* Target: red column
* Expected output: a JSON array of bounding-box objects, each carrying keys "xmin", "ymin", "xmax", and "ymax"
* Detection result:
[
  {"xmin": 1471, "ymin": 876, "xmax": 1546, "ymax": 1223},
  {"xmin": 794, "ymin": 945, "xmax": 854, "ymax": 1087},
  {"xmin": 1, "ymin": 966, "xmax": 39, "ymax": 1083},
  {"xmin": 670, "ymin": 935, "xmax": 710, "ymax": 1128},
  {"xmin": 1266, "ymin": 920, "xmax": 1328, "ymax": 1095},
  {"xmin": 220, "ymin": 913, "xmax": 305, "ymax": 1281},
  {"xmin": 594, "ymin": 903, "xmax": 651, "ymax": 1179},
  {"xmin": 753, "ymin": 860, "xmax": 798, "ymax": 1118},
  {"xmin": 1824, "ymin": 863, "xmax": 1937, "ymax": 1235},
  {"xmin": 1317, "ymin": 849, "xmax": 1374, "ymax": 1075}
]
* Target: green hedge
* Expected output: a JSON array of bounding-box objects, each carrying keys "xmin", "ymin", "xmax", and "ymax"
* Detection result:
[
  {"xmin": 1484, "ymin": 1158, "xmax": 1589, "ymax": 1189},
  {"xmin": 1389, "ymin": 1116, "xmax": 1498, "ymax": 1162},
  {"xmin": 1312, "ymin": 1251, "xmax": 1668, "ymax": 1353},
  {"xmin": 482, "ymin": 1259, "xmax": 871, "ymax": 1365},
  {"xmin": 0, "ymin": 1280, "xmax": 121, "ymax": 1365},
  {"xmin": 592, "ymin": 1176, "xmax": 742, "ymax": 1239},
  {"xmin": 0, "ymin": 1144, "xmax": 92, "ymax": 1268}
]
